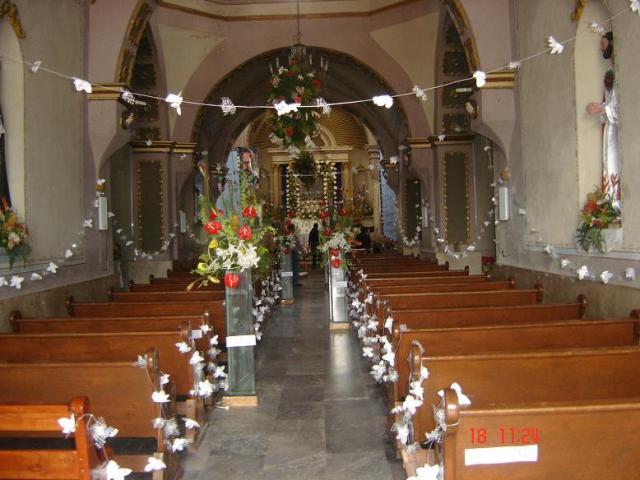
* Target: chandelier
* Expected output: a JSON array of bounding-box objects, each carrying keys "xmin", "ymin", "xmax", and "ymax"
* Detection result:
[{"xmin": 270, "ymin": 0, "xmax": 328, "ymax": 81}]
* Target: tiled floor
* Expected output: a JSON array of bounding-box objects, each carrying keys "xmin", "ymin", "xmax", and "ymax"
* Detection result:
[{"xmin": 182, "ymin": 270, "xmax": 405, "ymax": 479}]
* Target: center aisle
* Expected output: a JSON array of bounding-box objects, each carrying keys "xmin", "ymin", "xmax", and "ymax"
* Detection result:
[{"xmin": 183, "ymin": 269, "xmax": 405, "ymax": 480}]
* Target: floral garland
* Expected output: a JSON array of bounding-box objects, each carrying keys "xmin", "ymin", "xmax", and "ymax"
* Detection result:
[
  {"xmin": 0, "ymin": 198, "xmax": 30, "ymax": 268},
  {"xmin": 266, "ymin": 60, "xmax": 323, "ymax": 153},
  {"xmin": 396, "ymin": 201, "xmax": 422, "ymax": 247},
  {"xmin": 318, "ymin": 205, "xmax": 355, "ymax": 270},
  {"xmin": 576, "ymin": 185, "xmax": 620, "ymax": 253}
]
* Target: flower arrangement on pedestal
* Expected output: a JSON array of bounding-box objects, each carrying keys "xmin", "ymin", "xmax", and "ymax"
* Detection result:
[
  {"xmin": 318, "ymin": 205, "xmax": 356, "ymax": 270},
  {"xmin": 0, "ymin": 198, "xmax": 31, "ymax": 268},
  {"xmin": 267, "ymin": 60, "xmax": 322, "ymax": 154},
  {"xmin": 192, "ymin": 168, "xmax": 273, "ymax": 287},
  {"xmin": 291, "ymin": 150, "xmax": 317, "ymax": 191},
  {"xmin": 576, "ymin": 186, "xmax": 620, "ymax": 253}
]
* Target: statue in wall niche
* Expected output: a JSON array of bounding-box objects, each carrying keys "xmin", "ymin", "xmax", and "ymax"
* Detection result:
[{"xmin": 586, "ymin": 31, "xmax": 621, "ymax": 211}]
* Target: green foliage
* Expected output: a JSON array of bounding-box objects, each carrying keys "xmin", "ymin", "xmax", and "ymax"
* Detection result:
[{"xmin": 575, "ymin": 186, "xmax": 620, "ymax": 253}]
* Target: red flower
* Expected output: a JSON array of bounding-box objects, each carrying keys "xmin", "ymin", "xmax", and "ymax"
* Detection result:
[
  {"xmin": 283, "ymin": 248, "xmax": 291, "ymax": 255},
  {"xmin": 287, "ymin": 211, "xmax": 296, "ymax": 218},
  {"xmin": 339, "ymin": 208, "xmax": 348, "ymax": 216},
  {"xmin": 224, "ymin": 273, "xmax": 240, "ymax": 289},
  {"xmin": 312, "ymin": 79, "xmax": 321, "ymax": 89},
  {"xmin": 592, "ymin": 219, "xmax": 603, "ymax": 228},
  {"xmin": 242, "ymin": 206, "xmax": 257, "ymax": 219},
  {"xmin": 205, "ymin": 221, "xmax": 222, "ymax": 235},
  {"xmin": 323, "ymin": 228, "xmax": 332, "ymax": 237},
  {"xmin": 319, "ymin": 210, "xmax": 329, "ymax": 220},
  {"xmin": 209, "ymin": 209, "xmax": 218, "ymax": 220},
  {"xmin": 331, "ymin": 257, "xmax": 341, "ymax": 269},
  {"xmin": 238, "ymin": 225, "xmax": 253, "ymax": 240},
  {"xmin": 294, "ymin": 95, "xmax": 302, "ymax": 104},
  {"xmin": 285, "ymin": 71, "xmax": 294, "ymax": 77},
  {"xmin": 583, "ymin": 201, "xmax": 598, "ymax": 215},
  {"xmin": 285, "ymin": 127, "xmax": 294, "ymax": 137},
  {"xmin": 330, "ymin": 248, "xmax": 339, "ymax": 257}
]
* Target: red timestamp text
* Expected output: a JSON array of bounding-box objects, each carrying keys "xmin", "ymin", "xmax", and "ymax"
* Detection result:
[{"xmin": 469, "ymin": 427, "xmax": 539, "ymax": 445}]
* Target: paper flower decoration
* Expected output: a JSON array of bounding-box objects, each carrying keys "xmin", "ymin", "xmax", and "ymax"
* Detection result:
[
  {"xmin": 83, "ymin": 219, "xmax": 93, "ymax": 228},
  {"xmin": 31, "ymin": 272, "xmax": 43, "ymax": 281},
  {"xmin": 151, "ymin": 390, "xmax": 170, "ymax": 403},
  {"xmin": 577, "ymin": 265, "xmax": 590, "ymax": 280},
  {"xmin": 58, "ymin": 414, "xmax": 76, "ymax": 435},
  {"xmin": 626, "ymin": 267, "xmax": 636, "ymax": 281},
  {"xmin": 200, "ymin": 324, "xmax": 211, "ymax": 334},
  {"xmin": 544, "ymin": 244, "xmax": 553, "ymax": 255},
  {"xmin": 466, "ymin": 245, "xmax": 476, "ymax": 252},
  {"xmin": 73, "ymin": 78, "xmax": 92, "ymax": 94},
  {"xmin": 160, "ymin": 373, "xmax": 170, "ymax": 385},
  {"xmin": 589, "ymin": 22, "xmax": 605, "ymax": 34},
  {"xmin": 518, "ymin": 208, "xmax": 527, "ymax": 216},
  {"xmin": 412, "ymin": 86, "xmax": 428, "ymax": 101},
  {"xmin": 0, "ymin": 277, "xmax": 7, "ymax": 287},
  {"xmin": 437, "ymin": 134, "xmax": 446, "ymax": 142},
  {"xmin": 382, "ymin": 350, "xmax": 395, "ymax": 367},
  {"xmin": 171, "ymin": 438, "xmax": 192, "ymax": 452},
  {"xmin": 547, "ymin": 36, "xmax": 564, "ymax": 54},
  {"xmin": 165, "ymin": 91, "xmax": 183, "ymax": 115},
  {"xmin": 631, "ymin": 0, "xmax": 640, "ymax": 14},
  {"xmin": 372, "ymin": 95, "xmax": 394, "ymax": 109},
  {"xmin": 509, "ymin": 60, "xmax": 522, "ymax": 70},
  {"xmin": 473, "ymin": 70, "xmax": 486, "ymax": 88},
  {"xmin": 189, "ymin": 351, "xmax": 204, "ymax": 365},
  {"xmin": 600, "ymin": 270, "xmax": 614, "ymax": 284},
  {"xmin": 402, "ymin": 394, "xmax": 423, "ymax": 416},
  {"xmin": 198, "ymin": 379, "xmax": 214, "ymax": 397},
  {"xmin": 10, "ymin": 275, "xmax": 24, "ymax": 290},
  {"xmin": 46, "ymin": 262, "xmax": 58, "ymax": 274},
  {"xmin": 210, "ymin": 334, "xmax": 219, "ymax": 346},
  {"xmin": 560, "ymin": 258, "xmax": 570, "ymax": 268},
  {"xmin": 175, "ymin": 342, "xmax": 191, "ymax": 354},
  {"xmin": 30, "ymin": 60, "xmax": 42, "ymax": 73},
  {"xmin": 213, "ymin": 365, "xmax": 227, "ymax": 379},
  {"xmin": 408, "ymin": 464, "xmax": 441, "ymax": 480},
  {"xmin": 184, "ymin": 418, "xmax": 200, "ymax": 430},
  {"xmin": 420, "ymin": 366, "xmax": 430, "ymax": 380},
  {"xmin": 65, "ymin": 249, "xmax": 73, "ymax": 258},
  {"xmin": 105, "ymin": 460, "xmax": 132, "ymax": 480},
  {"xmin": 273, "ymin": 100, "xmax": 300, "ymax": 116},
  {"xmin": 438, "ymin": 382, "xmax": 471, "ymax": 405},
  {"xmin": 392, "ymin": 420, "xmax": 410, "ymax": 445},
  {"xmin": 384, "ymin": 316, "xmax": 393, "ymax": 333},
  {"xmin": 220, "ymin": 97, "xmax": 236, "ymax": 115},
  {"xmin": 144, "ymin": 457, "xmax": 166, "ymax": 472}
]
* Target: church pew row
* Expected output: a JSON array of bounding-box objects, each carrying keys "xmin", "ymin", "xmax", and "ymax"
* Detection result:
[
  {"xmin": 365, "ymin": 268, "xmax": 469, "ymax": 279},
  {"xmin": 9, "ymin": 310, "xmax": 222, "ymax": 360},
  {"xmin": 438, "ymin": 387, "xmax": 640, "ymax": 480},
  {"xmin": 0, "ymin": 326, "xmax": 210, "ymax": 426},
  {"xmin": 407, "ymin": 343, "xmax": 640, "ymax": 447},
  {"xmin": 356, "ymin": 264, "xmax": 450, "ymax": 274},
  {"xmin": 167, "ymin": 270, "xmax": 199, "ymax": 279},
  {"xmin": 0, "ymin": 397, "xmax": 102, "ymax": 480},
  {"xmin": 365, "ymin": 274, "xmax": 489, "ymax": 287},
  {"xmin": 129, "ymin": 280, "xmax": 223, "ymax": 293},
  {"xmin": 368, "ymin": 279, "xmax": 515, "ymax": 296},
  {"xmin": 150, "ymin": 275, "xmax": 223, "ymax": 286},
  {"xmin": 108, "ymin": 289, "xmax": 225, "ymax": 303},
  {"xmin": 390, "ymin": 316, "xmax": 640, "ymax": 408},
  {"xmin": 64, "ymin": 297, "xmax": 226, "ymax": 336},
  {"xmin": 0, "ymin": 347, "xmax": 180, "ymax": 479}
]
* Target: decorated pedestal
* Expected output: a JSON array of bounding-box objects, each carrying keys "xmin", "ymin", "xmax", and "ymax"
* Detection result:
[
  {"xmin": 224, "ymin": 269, "xmax": 256, "ymax": 397},
  {"xmin": 328, "ymin": 260, "xmax": 348, "ymax": 323},
  {"xmin": 280, "ymin": 252, "xmax": 294, "ymax": 303}
]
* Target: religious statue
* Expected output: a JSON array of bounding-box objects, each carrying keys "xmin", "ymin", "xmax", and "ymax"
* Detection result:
[{"xmin": 586, "ymin": 31, "xmax": 620, "ymax": 209}]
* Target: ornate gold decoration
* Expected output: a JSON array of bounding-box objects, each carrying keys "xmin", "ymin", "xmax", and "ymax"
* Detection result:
[
  {"xmin": 1, "ymin": 1, "xmax": 25, "ymax": 38},
  {"xmin": 406, "ymin": 138, "xmax": 432, "ymax": 149},
  {"xmin": 442, "ymin": 151, "xmax": 471, "ymax": 243},
  {"xmin": 444, "ymin": 0, "xmax": 480, "ymax": 72},
  {"xmin": 116, "ymin": 1, "xmax": 153, "ymax": 83},
  {"xmin": 483, "ymin": 71, "xmax": 516, "ymax": 89},
  {"xmin": 130, "ymin": 140, "xmax": 196, "ymax": 155},
  {"xmin": 572, "ymin": 0, "xmax": 587, "ymax": 21}
]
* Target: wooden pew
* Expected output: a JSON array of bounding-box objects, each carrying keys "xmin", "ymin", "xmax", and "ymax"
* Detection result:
[
  {"xmin": 378, "ymin": 286, "xmax": 543, "ymax": 320},
  {"xmin": 0, "ymin": 397, "xmax": 101, "ymax": 480},
  {"xmin": 365, "ymin": 274, "xmax": 489, "ymax": 287},
  {"xmin": 437, "ymin": 388, "xmax": 640, "ymax": 479},
  {"xmin": 167, "ymin": 270, "xmax": 198, "ymax": 279},
  {"xmin": 365, "ymin": 268, "xmax": 469, "ymax": 279},
  {"xmin": 370, "ymin": 279, "xmax": 514, "ymax": 296},
  {"xmin": 386, "ymin": 298, "xmax": 587, "ymax": 332},
  {"xmin": 129, "ymin": 280, "xmax": 223, "ymax": 293},
  {"xmin": 64, "ymin": 297, "xmax": 225, "ymax": 338},
  {"xmin": 9, "ymin": 310, "xmax": 221, "ymax": 362},
  {"xmin": 0, "ymin": 326, "xmax": 207, "ymax": 423},
  {"xmin": 391, "ymin": 316, "xmax": 640, "ymax": 406},
  {"xmin": 407, "ymin": 343, "xmax": 640, "ymax": 445},
  {"xmin": 0, "ymin": 347, "xmax": 179, "ymax": 478},
  {"xmin": 109, "ymin": 289, "xmax": 224, "ymax": 302}
]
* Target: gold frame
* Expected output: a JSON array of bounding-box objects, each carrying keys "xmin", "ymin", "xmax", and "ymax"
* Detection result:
[
  {"xmin": 442, "ymin": 151, "xmax": 471, "ymax": 244},
  {"xmin": 0, "ymin": 1, "xmax": 25, "ymax": 39},
  {"xmin": 116, "ymin": 1, "xmax": 153, "ymax": 84},
  {"xmin": 136, "ymin": 160, "xmax": 165, "ymax": 249}
]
